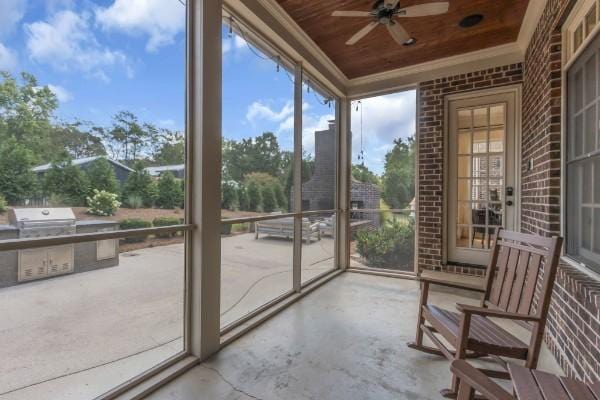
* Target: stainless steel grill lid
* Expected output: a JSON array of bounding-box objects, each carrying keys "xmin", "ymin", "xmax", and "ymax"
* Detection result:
[{"xmin": 8, "ymin": 208, "xmax": 76, "ymax": 227}]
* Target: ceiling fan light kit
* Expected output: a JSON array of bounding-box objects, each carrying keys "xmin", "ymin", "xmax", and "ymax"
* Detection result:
[{"xmin": 332, "ymin": 0, "xmax": 450, "ymax": 46}]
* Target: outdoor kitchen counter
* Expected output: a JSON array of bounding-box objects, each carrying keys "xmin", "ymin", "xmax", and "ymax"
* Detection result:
[{"xmin": 0, "ymin": 219, "xmax": 120, "ymax": 288}]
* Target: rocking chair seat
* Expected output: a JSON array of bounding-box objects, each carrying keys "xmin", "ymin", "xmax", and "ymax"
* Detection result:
[{"xmin": 423, "ymin": 305, "xmax": 529, "ymax": 359}]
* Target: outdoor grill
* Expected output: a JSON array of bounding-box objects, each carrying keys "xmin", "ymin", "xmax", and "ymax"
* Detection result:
[
  {"xmin": 7, "ymin": 208, "xmax": 77, "ymax": 281},
  {"xmin": 8, "ymin": 208, "xmax": 77, "ymax": 238}
]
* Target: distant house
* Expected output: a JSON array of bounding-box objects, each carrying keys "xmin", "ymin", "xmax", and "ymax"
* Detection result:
[
  {"xmin": 32, "ymin": 156, "xmax": 134, "ymax": 184},
  {"xmin": 144, "ymin": 165, "xmax": 185, "ymax": 179}
]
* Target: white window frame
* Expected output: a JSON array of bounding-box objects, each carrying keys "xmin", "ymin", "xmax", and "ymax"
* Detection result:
[{"xmin": 561, "ymin": 0, "xmax": 600, "ymax": 278}]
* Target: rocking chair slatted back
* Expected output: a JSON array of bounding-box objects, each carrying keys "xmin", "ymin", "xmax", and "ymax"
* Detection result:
[{"xmin": 483, "ymin": 228, "xmax": 562, "ymax": 319}]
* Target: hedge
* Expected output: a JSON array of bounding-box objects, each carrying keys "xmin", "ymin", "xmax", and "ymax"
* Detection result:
[
  {"xmin": 119, "ymin": 218, "xmax": 152, "ymax": 243},
  {"xmin": 152, "ymin": 216, "xmax": 181, "ymax": 238}
]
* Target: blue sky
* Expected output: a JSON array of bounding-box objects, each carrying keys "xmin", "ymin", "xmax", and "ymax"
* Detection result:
[{"xmin": 0, "ymin": 0, "xmax": 415, "ymax": 174}]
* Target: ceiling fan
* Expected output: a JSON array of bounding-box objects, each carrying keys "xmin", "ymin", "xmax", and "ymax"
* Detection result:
[{"xmin": 332, "ymin": 0, "xmax": 450, "ymax": 46}]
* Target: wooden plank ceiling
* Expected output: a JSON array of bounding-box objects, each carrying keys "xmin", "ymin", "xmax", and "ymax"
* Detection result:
[{"xmin": 276, "ymin": 0, "xmax": 530, "ymax": 79}]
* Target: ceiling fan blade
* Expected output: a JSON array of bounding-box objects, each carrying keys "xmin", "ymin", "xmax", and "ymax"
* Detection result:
[
  {"xmin": 346, "ymin": 21, "xmax": 379, "ymax": 45},
  {"xmin": 398, "ymin": 2, "xmax": 449, "ymax": 17},
  {"xmin": 384, "ymin": 0, "xmax": 401, "ymax": 9},
  {"xmin": 332, "ymin": 11, "xmax": 371, "ymax": 17},
  {"xmin": 387, "ymin": 22, "xmax": 410, "ymax": 45}
]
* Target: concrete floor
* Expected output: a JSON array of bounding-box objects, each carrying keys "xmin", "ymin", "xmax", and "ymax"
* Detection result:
[
  {"xmin": 147, "ymin": 273, "xmax": 562, "ymax": 400},
  {"xmin": 0, "ymin": 234, "xmax": 333, "ymax": 399}
]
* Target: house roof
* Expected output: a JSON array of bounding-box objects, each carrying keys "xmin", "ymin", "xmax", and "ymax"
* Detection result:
[
  {"xmin": 145, "ymin": 164, "xmax": 185, "ymax": 176},
  {"xmin": 32, "ymin": 156, "xmax": 134, "ymax": 173}
]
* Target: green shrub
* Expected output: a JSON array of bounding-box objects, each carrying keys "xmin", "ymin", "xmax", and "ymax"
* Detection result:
[
  {"xmin": 0, "ymin": 195, "xmax": 7, "ymax": 213},
  {"xmin": 260, "ymin": 185, "xmax": 276, "ymax": 213},
  {"xmin": 152, "ymin": 216, "xmax": 181, "ymax": 238},
  {"xmin": 156, "ymin": 172, "xmax": 184, "ymax": 209},
  {"xmin": 122, "ymin": 164, "xmax": 156, "ymax": 207},
  {"xmin": 246, "ymin": 180, "xmax": 261, "ymax": 212},
  {"xmin": 87, "ymin": 190, "xmax": 121, "ymax": 216},
  {"xmin": 356, "ymin": 219, "xmax": 414, "ymax": 269},
  {"xmin": 125, "ymin": 194, "xmax": 143, "ymax": 209},
  {"xmin": 43, "ymin": 153, "xmax": 90, "ymax": 206},
  {"xmin": 87, "ymin": 158, "xmax": 120, "ymax": 194},
  {"xmin": 119, "ymin": 218, "xmax": 152, "ymax": 243}
]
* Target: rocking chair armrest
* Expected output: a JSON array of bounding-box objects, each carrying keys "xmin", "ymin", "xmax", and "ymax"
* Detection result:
[
  {"xmin": 456, "ymin": 304, "xmax": 541, "ymax": 322},
  {"xmin": 419, "ymin": 276, "xmax": 486, "ymax": 293},
  {"xmin": 450, "ymin": 360, "xmax": 515, "ymax": 400}
]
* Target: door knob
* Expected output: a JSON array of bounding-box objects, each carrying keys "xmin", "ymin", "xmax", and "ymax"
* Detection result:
[{"xmin": 506, "ymin": 200, "xmax": 514, "ymax": 206}]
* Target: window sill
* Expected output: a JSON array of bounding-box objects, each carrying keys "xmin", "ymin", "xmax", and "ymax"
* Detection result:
[{"xmin": 560, "ymin": 255, "xmax": 600, "ymax": 281}]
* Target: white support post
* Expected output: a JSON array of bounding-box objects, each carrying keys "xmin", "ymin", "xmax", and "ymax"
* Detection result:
[
  {"xmin": 187, "ymin": 0, "xmax": 222, "ymax": 360},
  {"xmin": 338, "ymin": 97, "xmax": 351, "ymax": 270},
  {"xmin": 293, "ymin": 62, "xmax": 303, "ymax": 292}
]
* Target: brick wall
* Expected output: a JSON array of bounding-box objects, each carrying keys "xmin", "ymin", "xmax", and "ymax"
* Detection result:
[
  {"xmin": 521, "ymin": 0, "xmax": 600, "ymax": 383},
  {"xmin": 415, "ymin": 0, "xmax": 600, "ymax": 382},
  {"xmin": 417, "ymin": 64, "xmax": 523, "ymax": 271}
]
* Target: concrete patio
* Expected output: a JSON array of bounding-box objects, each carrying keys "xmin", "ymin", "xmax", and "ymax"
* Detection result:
[
  {"xmin": 147, "ymin": 273, "xmax": 562, "ymax": 400},
  {"xmin": 0, "ymin": 233, "xmax": 334, "ymax": 399}
]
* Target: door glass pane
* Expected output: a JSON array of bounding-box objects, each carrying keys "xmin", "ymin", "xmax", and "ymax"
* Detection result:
[
  {"xmin": 473, "ymin": 107, "xmax": 488, "ymax": 128},
  {"xmin": 458, "ymin": 180, "xmax": 470, "ymax": 201},
  {"xmin": 490, "ymin": 155, "xmax": 503, "ymax": 177},
  {"xmin": 489, "ymin": 179, "xmax": 504, "ymax": 202},
  {"xmin": 458, "ymin": 133, "xmax": 471, "ymax": 154},
  {"xmin": 583, "ymin": 161, "xmax": 593, "ymax": 203},
  {"xmin": 472, "ymin": 156, "xmax": 488, "ymax": 177},
  {"xmin": 458, "ymin": 156, "xmax": 471, "ymax": 177},
  {"xmin": 575, "ymin": 113, "xmax": 584, "ymax": 157},
  {"xmin": 575, "ymin": 69, "xmax": 584, "ymax": 111},
  {"xmin": 489, "ymin": 129, "xmax": 504, "ymax": 152},
  {"xmin": 489, "ymin": 203, "xmax": 503, "ymax": 226},
  {"xmin": 458, "ymin": 109, "xmax": 471, "ymax": 129},
  {"xmin": 472, "ymin": 181, "xmax": 487, "ymax": 201},
  {"xmin": 457, "ymin": 202, "xmax": 471, "ymax": 225},
  {"xmin": 472, "ymin": 130, "xmax": 487, "ymax": 153},
  {"xmin": 456, "ymin": 226, "xmax": 470, "ymax": 248},
  {"xmin": 586, "ymin": 5, "xmax": 597, "ymax": 36},
  {"xmin": 490, "ymin": 105, "xmax": 505, "ymax": 126}
]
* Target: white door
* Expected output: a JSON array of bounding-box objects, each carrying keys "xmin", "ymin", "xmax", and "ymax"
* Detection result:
[{"xmin": 447, "ymin": 90, "xmax": 518, "ymax": 265}]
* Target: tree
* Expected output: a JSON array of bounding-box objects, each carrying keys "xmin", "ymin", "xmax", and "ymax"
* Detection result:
[
  {"xmin": 122, "ymin": 163, "xmax": 157, "ymax": 207},
  {"xmin": 352, "ymin": 164, "xmax": 380, "ymax": 185},
  {"xmin": 272, "ymin": 181, "xmax": 286, "ymax": 211},
  {"xmin": 382, "ymin": 137, "xmax": 415, "ymax": 209},
  {"xmin": 153, "ymin": 130, "xmax": 185, "ymax": 165},
  {"xmin": 237, "ymin": 185, "xmax": 249, "ymax": 211},
  {"xmin": 261, "ymin": 185, "xmax": 276, "ymax": 213},
  {"xmin": 0, "ymin": 138, "xmax": 38, "ymax": 203},
  {"xmin": 222, "ymin": 132, "xmax": 282, "ymax": 181},
  {"xmin": 156, "ymin": 172, "xmax": 184, "ymax": 209},
  {"xmin": 43, "ymin": 152, "xmax": 90, "ymax": 206},
  {"xmin": 102, "ymin": 111, "xmax": 149, "ymax": 163},
  {"xmin": 221, "ymin": 180, "xmax": 238, "ymax": 210},
  {"xmin": 52, "ymin": 121, "xmax": 106, "ymax": 159},
  {"xmin": 0, "ymin": 72, "xmax": 59, "ymax": 162},
  {"xmin": 246, "ymin": 180, "xmax": 261, "ymax": 212},
  {"xmin": 87, "ymin": 158, "xmax": 119, "ymax": 194}
]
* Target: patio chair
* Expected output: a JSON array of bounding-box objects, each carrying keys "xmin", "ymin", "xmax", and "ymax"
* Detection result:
[{"xmin": 407, "ymin": 228, "xmax": 563, "ymax": 398}]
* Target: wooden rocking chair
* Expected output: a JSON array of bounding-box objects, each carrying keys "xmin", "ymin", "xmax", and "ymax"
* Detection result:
[{"xmin": 407, "ymin": 228, "xmax": 563, "ymax": 398}]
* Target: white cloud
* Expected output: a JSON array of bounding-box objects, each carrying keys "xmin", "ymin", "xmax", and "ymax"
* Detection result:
[
  {"xmin": 246, "ymin": 100, "xmax": 294, "ymax": 124},
  {"xmin": 223, "ymin": 35, "xmax": 247, "ymax": 55},
  {"xmin": 0, "ymin": 42, "xmax": 17, "ymax": 71},
  {"xmin": 96, "ymin": 0, "xmax": 185, "ymax": 52},
  {"xmin": 351, "ymin": 90, "xmax": 416, "ymax": 174},
  {"xmin": 47, "ymin": 84, "xmax": 72, "ymax": 102},
  {"xmin": 0, "ymin": 0, "xmax": 26, "ymax": 38},
  {"xmin": 25, "ymin": 10, "xmax": 129, "ymax": 81}
]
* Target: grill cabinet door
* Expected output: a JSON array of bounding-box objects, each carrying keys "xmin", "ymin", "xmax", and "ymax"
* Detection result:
[
  {"xmin": 47, "ymin": 245, "xmax": 74, "ymax": 275},
  {"xmin": 19, "ymin": 249, "xmax": 48, "ymax": 281}
]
